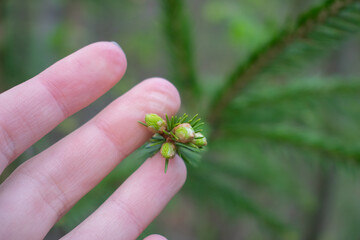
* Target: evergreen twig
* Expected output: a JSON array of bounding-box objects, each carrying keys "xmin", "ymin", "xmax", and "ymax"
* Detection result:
[
  {"xmin": 230, "ymin": 78, "xmax": 360, "ymax": 110},
  {"xmin": 160, "ymin": 0, "xmax": 200, "ymax": 99},
  {"xmin": 224, "ymin": 125, "xmax": 360, "ymax": 162},
  {"xmin": 208, "ymin": 0, "xmax": 359, "ymax": 127}
]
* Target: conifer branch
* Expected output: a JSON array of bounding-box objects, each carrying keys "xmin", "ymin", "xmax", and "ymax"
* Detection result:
[
  {"xmin": 160, "ymin": 0, "xmax": 200, "ymax": 99},
  {"xmin": 231, "ymin": 79, "xmax": 360, "ymax": 110},
  {"xmin": 209, "ymin": 0, "xmax": 358, "ymax": 127},
  {"xmin": 225, "ymin": 125, "xmax": 360, "ymax": 163},
  {"xmin": 186, "ymin": 171, "xmax": 292, "ymax": 233}
]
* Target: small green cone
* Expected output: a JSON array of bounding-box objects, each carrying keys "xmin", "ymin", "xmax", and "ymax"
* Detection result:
[
  {"xmin": 145, "ymin": 113, "xmax": 167, "ymax": 133},
  {"xmin": 173, "ymin": 123, "xmax": 195, "ymax": 143},
  {"xmin": 160, "ymin": 142, "xmax": 176, "ymax": 159},
  {"xmin": 160, "ymin": 142, "xmax": 176, "ymax": 173},
  {"xmin": 192, "ymin": 132, "xmax": 207, "ymax": 147}
]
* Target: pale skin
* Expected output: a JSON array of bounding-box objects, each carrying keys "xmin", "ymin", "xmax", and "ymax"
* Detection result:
[{"xmin": 0, "ymin": 42, "xmax": 186, "ymax": 240}]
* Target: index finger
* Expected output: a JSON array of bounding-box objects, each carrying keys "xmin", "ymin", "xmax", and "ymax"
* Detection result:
[{"xmin": 0, "ymin": 42, "xmax": 126, "ymax": 173}]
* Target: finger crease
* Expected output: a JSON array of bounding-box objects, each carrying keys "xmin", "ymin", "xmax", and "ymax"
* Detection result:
[
  {"xmin": 17, "ymin": 167, "xmax": 69, "ymax": 221},
  {"xmin": 0, "ymin": 121, "xmax": 16, "ymax": 165},
  {"xmin": 93, "ymin": 119, "xmax": 127, "ymax": 160},
  {"xmin": 110, "ymin": 197, "xmax": 143, "ymax": 236},
  {"xmin": 38, "ymin": 76, "xmax": 70, "ymax": 119}
]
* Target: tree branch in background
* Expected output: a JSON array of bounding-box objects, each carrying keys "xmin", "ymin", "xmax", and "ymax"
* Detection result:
[
  {"xmin": 209, "ymin": 0, "xmax": 359, "ymax": 128},
  {"xmin": 159, "ymin": 0, "xmax": 200, "ymax": 103},
  {"xmin": 224, "ymin": 125, "xmax": 360, "ymax": 163},
  {"xmin": 230, "ymin": 78, "xmax": 360, "ymax": 111},
  {"xmin": 186, "ymin": 170, "xmax": 292, "ymax": 234}
]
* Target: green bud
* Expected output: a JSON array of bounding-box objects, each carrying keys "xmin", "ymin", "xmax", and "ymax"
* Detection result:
[
  {"xmin": 160, "ymin": 142, "xmax": 176, "ymax": 159},
  {"xmin": 192, "ymin": 132, "xmax": 207, "ymax": 147},
  {"xmin": 173, "ymin": 123, "xmax": 195, "ymax": 143},
  {"xmin": 145, "ymin": 113, "xmax": 166, "ymax": 133}
]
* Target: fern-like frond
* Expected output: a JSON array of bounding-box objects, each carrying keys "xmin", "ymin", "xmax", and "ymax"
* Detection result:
[
  {"xmin": 224, "ymin": 125, "xmax": 360, "ymax": 163},
  {"xmin": 202, "ymin": 159, "xmax": 311, "ymax": 207},
  {"xmin": 185, "ymin": 171, "xmax": 292, "ymax": 234},
  {"xmin": 230, "ymin": 78, "xmax": 360, "ymax": 110},
  {"xmin": 209, "ymin": 0, "xmax": 360, "ymax": 126},
  {"xmin": 203, "ymin": 160, "xmax": 267, "ymax": 185}
]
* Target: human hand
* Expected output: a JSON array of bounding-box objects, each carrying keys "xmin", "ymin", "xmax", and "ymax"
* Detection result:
[{"xmin": 0, "ymin": 42, "xmax": 186, "ymax": 240}]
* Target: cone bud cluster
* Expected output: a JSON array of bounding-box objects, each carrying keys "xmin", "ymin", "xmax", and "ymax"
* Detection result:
[{"xmin": 140, "ymin": 113, "xmax": 207, "ymax": 173}]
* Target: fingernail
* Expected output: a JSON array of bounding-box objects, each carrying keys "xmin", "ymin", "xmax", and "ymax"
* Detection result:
[{"xmin": 111, "ymin": 41, "xmax": 122, "ymax": 50}]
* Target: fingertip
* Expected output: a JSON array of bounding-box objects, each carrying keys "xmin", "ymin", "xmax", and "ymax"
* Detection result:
[
  {"xmin": 36, "ymin": 41, "xmax": 128, "ymax": 116},
  {"xmin": 140, "ymin": 77, "xmax": 181, "ymax": 117},
  {"xmin": 85, "ymin": 41, "xmax": 127, "ymax": 81},
  {"xmin": 143, "ymin": 234, "xmax": 168, "ymax": 240}
]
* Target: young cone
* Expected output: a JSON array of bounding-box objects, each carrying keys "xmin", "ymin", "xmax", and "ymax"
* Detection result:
[
  {"xmin": 145, "ymin": 113, "xmax": 167, "ymax": 133},
  {"xmin": 160, "ymin": 142, "xmax": 176, "ymax": 159},
  {"xmin": 160, "ymin": 142, "xmax": 176, "ymax": 173},
  {"xmin": 192, "ymin": 132, "xmax": 207, "ymax": 147},
  {"xmin": 173, "ymin": 123, "xmax": 195, "ymax": 143}
]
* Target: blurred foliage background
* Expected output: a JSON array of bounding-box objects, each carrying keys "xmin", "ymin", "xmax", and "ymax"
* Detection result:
[{"xmin": 1, "ymin": 0, "xmax": 360, "ymax": 239}]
